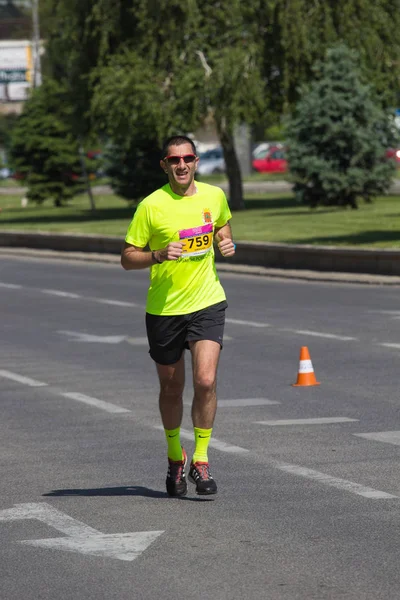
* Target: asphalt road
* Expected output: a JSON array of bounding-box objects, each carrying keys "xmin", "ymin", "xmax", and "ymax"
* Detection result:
[{"xmin": 2, "ymin": 255, "xmax": 400, "ymax": 599}]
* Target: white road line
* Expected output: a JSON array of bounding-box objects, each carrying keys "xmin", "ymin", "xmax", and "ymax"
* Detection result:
[
  {"xmin": 217, "ymin": 398, "xmax": 280, "ymax": 407},
  {"xmin": 226, "ymin": 318, "xmax": 269, "ymax": 328},
  {"xmin": 354, "ymin": 431, "xmax": 400, "ymax": 446},
  {"xmin": 274, "ymin": 463, "xmax": 397, "ymax": 499},
  {"xmin": 255, "ymin": 417, "xmax": 358, "ymax": 426},
  {"xmin": 208, "ymin": 438, "xmax": 250, "ymax": 454},
  {"xmin": 58, "ymin": 330, "xmax": 127, "ymax": 344},
  {"xmin": 94, "ymin": 298, "xmax": 139, "ymax": 308},
  {"xmin": 0, "ymin": 370, "xmax": 48, "ymax": 387},
  {"xmin": 283, "ymin": 329, "xmax": 356, "ymax": 341},
  {"xmin": 41, "ymin": 289, "xmax": 81, "ymax": 298},
  {"xmin": 154, "ymin": 426, "xmax": 249, "ymax": 454},
  {"xmin": 61, "ymin": 392, "xmax": 130, "ymax": 414},
  {"xmin": 125, "ymin": 337, "xmax": 150, "ymax": 346},
  {"xmin": 368, "ymin": 310, "xmax": 400, "ymax": 315},
  {"xmin": 0, "ymin": 282, "xmax": 22, "ymax": 289},
  {"xmin": 379, "ymin": 343, "xmax": 400, "ymax": 350}
]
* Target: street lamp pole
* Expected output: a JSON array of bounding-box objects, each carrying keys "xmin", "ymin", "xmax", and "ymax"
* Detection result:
[{"xmin": 32, "ymin": 0, "xmax": 41, "ymax": 87}]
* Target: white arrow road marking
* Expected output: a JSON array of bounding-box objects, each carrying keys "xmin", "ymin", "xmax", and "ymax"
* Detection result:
[
  {"xmin": 58, "ymin": 330, "xmax": 127, "ymax": 344},
  {"xmin": 0, "ymin": 503, "xmax": 163, "ymax": 562},
  {"xmin": 23, "ymin": 532, "xmax": 163, "ymax": 562}
]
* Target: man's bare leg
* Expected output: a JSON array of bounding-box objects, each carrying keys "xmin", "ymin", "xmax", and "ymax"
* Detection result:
[
  {"xmin": 188, "ymin": 340, "xmax": 221, "ymax": 495},
  {"xmin": 190, "ymin": 339, "xmax": 220, "ymax": 428},
  {"xmin": 156, "ymin": 354, "xmax": 187, "ymax": 496},
  {"xmin": 156, "ymin": 354, "xmax": 185, "ymax": 431}
]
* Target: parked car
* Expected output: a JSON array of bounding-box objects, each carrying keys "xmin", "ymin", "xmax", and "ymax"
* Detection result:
[
  {"xmin": 252, "ymin": 145, "xmax": 287, "ymax": 173},
  {"xmin": 0, "ymin": 167, "xmax": 11, "ymax": 179},
  {"xmin": 252, "ymin": 141, "xmax": 283, "ymax": 159},
  {"xmin": 386, "ymin": 148, "xmax": 400, "ymax": 166},
  {"xmin": 197, "ymin": 147, "xmax": 225, "ymax": 175}
]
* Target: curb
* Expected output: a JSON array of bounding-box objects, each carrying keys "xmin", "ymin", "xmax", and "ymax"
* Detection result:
[{"xmin": 1, "ymin": 230, "xmax": 400, "ymax": 285}]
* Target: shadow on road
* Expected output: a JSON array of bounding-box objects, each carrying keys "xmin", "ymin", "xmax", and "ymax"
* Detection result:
[{"xmin": 43, "ymin": 486, "xmax": 214, "ymax": 501}]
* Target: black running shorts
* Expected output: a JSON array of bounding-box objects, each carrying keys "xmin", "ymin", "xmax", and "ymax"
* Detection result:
[{"xmin": 145, "ymin": 300, "xmax": 228, "ymax": 365}]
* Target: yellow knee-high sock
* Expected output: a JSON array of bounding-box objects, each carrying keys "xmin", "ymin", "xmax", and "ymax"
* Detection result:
[
  {"xmin": 192, "ymin": 427, "xmax": 212, "ymax": 463},
  {"xmin": 165, "ymin": 427, "xmax": 183, "ymax": 462}
]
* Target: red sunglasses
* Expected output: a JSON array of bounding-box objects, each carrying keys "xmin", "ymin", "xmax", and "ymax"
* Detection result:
[{"xmin": 164, "ymin": 154, "xmax": 197, "ymax": 166}]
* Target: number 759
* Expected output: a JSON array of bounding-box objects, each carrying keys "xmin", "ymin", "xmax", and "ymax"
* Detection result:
[{"xmin": 187, "ymin": 235, "xmax": 209, "ymax": 248}]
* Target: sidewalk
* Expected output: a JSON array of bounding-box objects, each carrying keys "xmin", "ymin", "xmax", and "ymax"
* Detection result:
[{"xmin": 1, "ymin": 179, "xmax": 400, "ymax": 196}]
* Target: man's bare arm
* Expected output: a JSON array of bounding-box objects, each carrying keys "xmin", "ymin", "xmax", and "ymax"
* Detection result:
[
  {"xmin": 121, "ymin": 242, "xmax": 184, "ymax": 270},
  {"xmin": 121, "ymin": 242, "xmax": 156, "ymax": 270}
]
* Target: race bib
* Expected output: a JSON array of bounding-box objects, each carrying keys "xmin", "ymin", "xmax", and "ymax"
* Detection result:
[{"xmin": 179, "ymin": 223, "xmax": 213, "ymax": 257}]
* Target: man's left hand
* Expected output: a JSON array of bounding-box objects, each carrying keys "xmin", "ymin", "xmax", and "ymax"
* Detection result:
[{"xmin": 218, "ymin": 234, "xmax": 236, "ymax": 257}]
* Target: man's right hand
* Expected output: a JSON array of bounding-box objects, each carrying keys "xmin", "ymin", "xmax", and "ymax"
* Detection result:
[{"xmin": 156, "ymin": 242, "xmax": 184, "ymax": 263}]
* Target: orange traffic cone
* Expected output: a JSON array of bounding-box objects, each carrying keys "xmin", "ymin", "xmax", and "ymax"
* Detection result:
[{"xmin": 292, "ymin": 346, "xmax": 320, "ymax": 386}]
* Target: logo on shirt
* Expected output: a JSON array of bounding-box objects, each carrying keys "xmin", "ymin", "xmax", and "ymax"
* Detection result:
[{"xmin": 202, "ymin": 208, "xmax": 212, "ymax": 224}]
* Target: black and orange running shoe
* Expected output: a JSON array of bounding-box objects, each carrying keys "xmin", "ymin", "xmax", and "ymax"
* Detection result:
[
  {"xmin": 188, "ymin": 461, "xmax": 217, "ymax": 495},
  {"xmin": 166, "ymin": 448, "xmax": 187, "ymax": 497}
]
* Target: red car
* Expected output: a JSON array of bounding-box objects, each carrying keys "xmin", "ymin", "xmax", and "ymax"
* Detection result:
[
  {"xmin": 386, "ymin": 148, "xmax": 400, "ymax": 166},
  {"xmin": 252, "ymin": 146, "xmax": 288, "ymax": 173}
]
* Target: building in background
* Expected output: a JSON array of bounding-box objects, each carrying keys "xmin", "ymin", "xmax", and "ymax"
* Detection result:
[
  {"xmin": 0, "ymin": 39, "xmax": 33, "ymax": 111},
  {"xmin": 0, "ymin": 1, "xmax": 42, "ymax": 113}
]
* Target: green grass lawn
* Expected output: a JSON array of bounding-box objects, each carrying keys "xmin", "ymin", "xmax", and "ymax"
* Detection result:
[{"xmin": 1, "ymin": 188, "xmax": 400, "ymax": 248}]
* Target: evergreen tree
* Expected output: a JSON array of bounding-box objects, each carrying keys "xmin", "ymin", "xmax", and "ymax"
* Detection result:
[
  {"xmin": 9, "ymin": 79, "xmax": 83, "ymax": 206},
  {"xmin": 286, "ymin": 44, "xmax": 399, "ymax": 209},
  {"xmin": 0, "ymin": 113, "xmax": 18, "ymax": 168},
  {"xmin": 103, "ymin": 136, "xmax": 166, "ymax": 202}
]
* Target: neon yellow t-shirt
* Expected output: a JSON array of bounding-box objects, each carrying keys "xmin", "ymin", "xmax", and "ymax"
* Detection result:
[{"xmin": 124, "ymin": 181, "xmax": 232, "ymax": 316}]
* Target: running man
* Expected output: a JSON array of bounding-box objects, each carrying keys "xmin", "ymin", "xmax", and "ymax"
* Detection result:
[{"xmin": 121, "ymin": 135, "xmax": 235, "ymax": 496}]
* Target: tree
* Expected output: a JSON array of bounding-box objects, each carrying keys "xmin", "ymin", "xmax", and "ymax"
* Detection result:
[
  {"xmin": 9, "ymin": 79, "xmax": 84, "ymax": 206},
  {"xmin": 257, "ymin": 0, "xmax": 400, "ymax": 114},
  {"xmin": 34, "ymin": 0, "xmax": 400, "ymax": 210},
  {"xmin": 103, "ymin": 136, "xmax": 166, "ymax": 202},
  {"xmin": 285, "ymin": 44, "xmax": 399, "ymax": 209},
  {"xmin": 0, "ymin": 112, "xmax": 18, "ymax": 167},
  {"xmin": 44, "ymin": 0, "xmax": 266, "ymax": 210},
  {"xmin": 39, "ymin": 0, "xmax": 104, "ymax": 210}
]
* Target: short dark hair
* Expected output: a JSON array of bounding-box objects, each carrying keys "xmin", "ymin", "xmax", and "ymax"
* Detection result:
[{"xmin": 162, "ymin": 135, "xmax": 197, "ymax": 159}]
